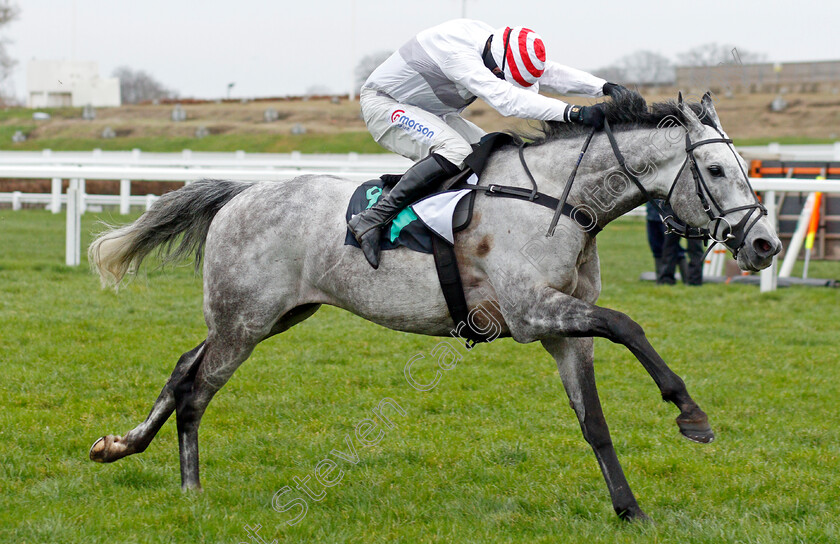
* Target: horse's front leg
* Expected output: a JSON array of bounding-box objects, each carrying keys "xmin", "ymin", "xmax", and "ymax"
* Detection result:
[
  {"xmin": 542, "ymin": 336, "xmax": 648, "ymax": 521},
  {"xmin": 599, "ymin": 306, "xmax": 714, "ymax": 443},
  {"xmin": 514, "ymin": 290, "xmax": 713, "ymax": 443}
]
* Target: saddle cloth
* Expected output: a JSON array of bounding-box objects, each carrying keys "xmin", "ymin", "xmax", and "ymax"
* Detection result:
[
  {"xmin": 343, "ymin": 132, "xmax": 512, "ymax": 253},
  {"xmin": 342, "ymin": 172, "xmax": 478, "ymax": 254}
]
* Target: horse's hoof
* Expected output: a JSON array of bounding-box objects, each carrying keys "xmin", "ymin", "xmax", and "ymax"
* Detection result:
[
  {"xmin": 89, "ymin": 435, "xmax": 129, "ymax": 462},
  {"xmin": 677, "ymin": 411, "xmax": 714, "ymax": 444},
  {"xmin": 89, "ymin": 436, "xmax": 108, "ymax": 462},
  {"xmin": 617, "ymin": 505, "xmax": 651, "ymax": 522},
  {"xmin": 680, "ymin": 427, "xmax": 715, "ymax": 444}
]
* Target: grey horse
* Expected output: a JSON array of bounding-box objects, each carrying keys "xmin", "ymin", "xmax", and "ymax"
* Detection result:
[{"xmin": 87, "ymin": 92, "xmax": 781, "ymax": 521}]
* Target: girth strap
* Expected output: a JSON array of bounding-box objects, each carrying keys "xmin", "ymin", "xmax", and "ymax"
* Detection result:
[{"xmin": 431, "ymin": 235, "xmax": 489, "ymax": 346}]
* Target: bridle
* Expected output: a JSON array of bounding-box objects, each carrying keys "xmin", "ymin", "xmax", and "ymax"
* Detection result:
[
  {"xmin": 547, "ymin": 114, "xmax": 767, "ymax": 259},
  {"xmin": 639, "ymin": 119, "xmax": 765, "ymax": 257}
]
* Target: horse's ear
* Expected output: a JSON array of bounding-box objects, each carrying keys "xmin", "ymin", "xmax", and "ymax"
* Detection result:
[
  {"xmin": 701, "ymin": 91, "xmax": 723, "ymax": 130},
  {"xmin": 677, "ymin": 94, "xmax": 704, "ymax": 134},
  {"xmin": 678, "ymin": 91, "xmax": 683, "ymax": 105}
]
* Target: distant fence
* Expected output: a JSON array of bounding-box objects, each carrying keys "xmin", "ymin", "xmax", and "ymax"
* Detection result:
[
  {"xmin": 676, "ymin": 59, "xmax": 840, "ymax": 93},
  {"xmin": 0, "ymin": 149, "xmax": 412, "ymax": 171},
  {"xmin": 3, "ymin": 149, "xmax": 840, "ymax": 293},
  {"xmin": 0, "ymin": 149, "xmax": 412, "ymax": 215},
  {"xmin": 0, "ymin": 151, "xmax": 413, "ymax": 268}
]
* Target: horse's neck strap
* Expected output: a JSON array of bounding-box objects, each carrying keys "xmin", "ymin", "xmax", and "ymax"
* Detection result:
[
  {"xmin": 517, "ymin": 144, "xmax": 539, "ymax": 201},
  {"xmin": 603, "ymin": 119, "xmax": 658, "ymax": 213},
  {"xmin": 456, "ymin": 183, "xmax": 602, "ymax": 235}
]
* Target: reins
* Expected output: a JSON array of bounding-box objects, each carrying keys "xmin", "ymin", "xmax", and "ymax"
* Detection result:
[{"xmin": 546, "ymin": 127, "xmax": 597, "ymax": 236}]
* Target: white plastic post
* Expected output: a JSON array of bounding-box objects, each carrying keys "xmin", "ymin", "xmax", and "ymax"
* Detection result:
[
  {"xmin": 65, "ymin": 179, "xmax": 81, "ymax": 266},
  {"xmin": 51, "ymin": 178, "xmax": 62, "ymax": 213},
  {"xmin": 702, "ymin": 243, "xmax": 714, "ymax": 277},
  {"xmin": 834, "ymin": 142, "xmax": 840, "ymax": 161},
  {"xmin": 78, "ymin": 178, "xmax": 87, "ymax": 214},
  {"xmin": 703, "ymin": 244, "xmax": 726, "ymax": 277},
  {"xmin": 182, "ymin": 149, "xmax": 192, "ymax": 161},
  {"xmin": 711, "ymin": 246, "xmax": 726, "ymax": 277},
  {"xmin": 120, "ymin": 179, "xmax": 131, "ymax": 215},
  {"xmin": 42, "ymin": 148, "xmax": 52, "ymax": 158},
  {"xmin": 291, "ymin": 150, "xmax": 301, "ymax": 161},
  {"xmin": 145, "ymin": 194, "xmax": 156, "ymax": 210},
  {"xmin": 12, "ymin": 191, "xmax": 21, "ymax": 211},
  {"xmin": 760, "ymin": 190, "xmax": 778, "ymax": 292},
  {"xmin": 132, "ymin": 148, "xmax": 141, "ymax": 163},
  {"xmin": 235, "ymin": 150, "xmax": 245, "ymax": 160},
  {"xmin": 779, "ymin": 192, "xmax": 815, "ymax": 277},
  {"xmin": 768, "ymin": 142, "xmax": 780, "ymax": 155}
]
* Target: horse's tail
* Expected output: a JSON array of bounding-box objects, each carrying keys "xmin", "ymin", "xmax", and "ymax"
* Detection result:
[{"xmin": 89, "ymin": 179, "xmax": 254, "ymax": 289}]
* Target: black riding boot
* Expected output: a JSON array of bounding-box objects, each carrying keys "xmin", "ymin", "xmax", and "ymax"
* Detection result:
[{"xmin": 347, "ymin": 153, "xmax": 458, "ymax": 269}]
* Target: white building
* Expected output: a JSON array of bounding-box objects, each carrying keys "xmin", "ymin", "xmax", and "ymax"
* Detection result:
[{"xmin": 27, "ymin": 60, "xmax": 121, "ymax": 108}]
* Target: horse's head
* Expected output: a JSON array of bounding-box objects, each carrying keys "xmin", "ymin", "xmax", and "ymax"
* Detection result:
[{"xmin": 665, "ymin": 92, "xmax": 781, "ymax": 272}]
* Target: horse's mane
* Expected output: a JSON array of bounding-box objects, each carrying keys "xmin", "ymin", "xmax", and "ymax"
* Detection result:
[{"xmin": 512, "ymin": 91, "xmax": 716, "ymax": 146}]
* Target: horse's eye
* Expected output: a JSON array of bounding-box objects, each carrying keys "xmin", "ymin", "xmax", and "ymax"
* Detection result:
[{"xmin": 707, "ymin": 165, "xmax": 724, "ymax": 177}]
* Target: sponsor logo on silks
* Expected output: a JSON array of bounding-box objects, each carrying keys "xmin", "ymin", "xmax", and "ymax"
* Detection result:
[
  {"xmin": 390, "ymin": 109, "xmax": 435, "ymax": 140},
  {"xmin": 365, "ymin": 186, "xmax": 383, "ymax": 209}
]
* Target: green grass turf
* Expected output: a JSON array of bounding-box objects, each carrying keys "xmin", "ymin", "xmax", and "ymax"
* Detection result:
[
  {"xmin": 731, "ymin": 136, "xmax": 840, "ymax": 146},
  {"xmin": 1, "ymin": 209, "xmax": 839, "ymax": 543},
  {"xmin": 0, "ymin": 129, "xmax": 387, "ymax": 154},
  {"xmin": 1, "ymin": 131, "xmax": 835, "ymax": 152}
]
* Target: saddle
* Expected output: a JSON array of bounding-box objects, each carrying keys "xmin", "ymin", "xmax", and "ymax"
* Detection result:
[{"xmin": 343, "ymin": 168, "xmax": 477, "ymax": 254}]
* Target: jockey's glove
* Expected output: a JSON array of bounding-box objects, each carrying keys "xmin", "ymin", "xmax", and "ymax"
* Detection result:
[
  {"xmin": 565, "ymin": 104, "xmax": 605, "ymax": 129},
  {"xmin": 602, "ymin": 82, "xmax": 630, "ymax": 98}
]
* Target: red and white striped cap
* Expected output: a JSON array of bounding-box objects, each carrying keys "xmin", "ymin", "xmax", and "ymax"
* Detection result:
[{"xmin": 490, "ymin": 26, "xmax": 546, "ymax": 88}]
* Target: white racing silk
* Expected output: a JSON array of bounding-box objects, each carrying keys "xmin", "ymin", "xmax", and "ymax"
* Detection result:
[{"xmin": 363, "ymin": 19, "xmax": 606, "ymax": 121}]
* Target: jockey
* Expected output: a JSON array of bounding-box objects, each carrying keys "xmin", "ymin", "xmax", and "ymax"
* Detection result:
[{"xmin": 348, "ymin": 19, "xmax": 626, "ymax": 268}]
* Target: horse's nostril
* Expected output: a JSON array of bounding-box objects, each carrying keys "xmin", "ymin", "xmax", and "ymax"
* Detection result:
[{"xmin": 754, "ymin": 238, "xmax": 773, "ymax": 255}]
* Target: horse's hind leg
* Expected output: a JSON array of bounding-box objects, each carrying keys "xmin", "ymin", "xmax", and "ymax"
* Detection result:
[
  {"xmin": 174, "ymin": 336, "xmax": 253, "ymax": 490},
  {"xmin": 542, "ymin": 337, "xmax": 648, "ymax": 521},
  {"xmin": 89, "ymin": 341, "xmax": 206, "ymax": 463},
  {"xmin": 176, "ymin": 304, "xmax": 321, "ymax": 490}
]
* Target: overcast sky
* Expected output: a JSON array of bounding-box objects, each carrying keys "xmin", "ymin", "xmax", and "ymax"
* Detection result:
[{"xmin": 7, "ymin": 0, "xmax": 839, "ymax": 101}]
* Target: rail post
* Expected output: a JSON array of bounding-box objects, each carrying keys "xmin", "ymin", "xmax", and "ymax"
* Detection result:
[
  {"xmin": 65, "ymin": 179, "xmax": 81, "ymax": 266},
  {"xmin": 51, "ymin": 178, "xmax": 62, "ymax": 213},
  {"xmin": 79, "ymin": 178, "xmax": 87, "ymax": 214},
  {"xmin": 760, "ymin": 190, "xmax": 778, "ymax": 292},
  {"xmin": 120, "ymin": 179, "xmax": 131, "ymax": 215}
]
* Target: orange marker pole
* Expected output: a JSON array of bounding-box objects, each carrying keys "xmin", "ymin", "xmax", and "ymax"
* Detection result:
[{"xmin": 803, "ymin": 190, "xmax": 823, "ymax": 279}]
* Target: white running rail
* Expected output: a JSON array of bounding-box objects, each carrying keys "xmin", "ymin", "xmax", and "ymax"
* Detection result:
[{"xmin": 2, "ymin": 156, "xmax": 840, "ymax": 290}]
